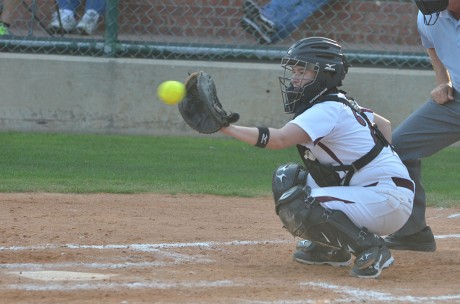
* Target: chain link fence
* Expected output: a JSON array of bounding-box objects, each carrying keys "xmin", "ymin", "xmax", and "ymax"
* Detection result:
[{"xmin": 0, "ymin": 0, "xmax": 430, "ymax": 68}]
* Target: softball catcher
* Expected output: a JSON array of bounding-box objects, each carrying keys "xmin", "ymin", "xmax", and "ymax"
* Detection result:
[{"xmin": 178, "ymin": 37, "xmax": 414, "ymax": 279}]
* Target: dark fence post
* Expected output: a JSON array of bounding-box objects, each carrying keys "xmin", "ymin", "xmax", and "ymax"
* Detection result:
[{"xmin": 104, "ymin": 0, "xmax": 120, "ymax": 57}]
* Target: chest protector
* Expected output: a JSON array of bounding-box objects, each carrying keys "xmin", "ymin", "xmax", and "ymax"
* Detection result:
[{"xmin": 296, "ymin": 93, "xmax": 392, "ymax": 187}]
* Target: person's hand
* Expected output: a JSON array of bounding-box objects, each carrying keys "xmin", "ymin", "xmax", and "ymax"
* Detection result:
[{"xmin": 431, "ymin": 82, "xmax": 454, "ymax": 105}]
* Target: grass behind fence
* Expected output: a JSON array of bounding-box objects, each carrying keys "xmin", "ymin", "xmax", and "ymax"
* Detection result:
[{"xmin": 1, "ymin": 132, "xmax": 459, "ymax": 207}]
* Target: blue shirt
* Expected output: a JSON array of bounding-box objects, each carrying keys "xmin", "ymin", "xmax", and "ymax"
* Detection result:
[{"xmin": 417, "ymin": 10, "xmax": 460, "ymax": 91}]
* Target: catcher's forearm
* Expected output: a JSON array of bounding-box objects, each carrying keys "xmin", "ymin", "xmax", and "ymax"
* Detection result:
[
  {"xmin": 221, "ymin": 124, "xmax": 307, "ymax": 150},
  {"xmin": 220, "ymin": 125, "xmax": 260, "ymax": 146}
]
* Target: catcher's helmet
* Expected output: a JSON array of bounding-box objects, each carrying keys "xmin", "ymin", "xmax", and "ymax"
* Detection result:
[
  {"xmin": 415, "ymin": 0, "xmax": 448, "ymax": 25},
  {"xmin": 279, "ymin": 37, "xmax": 350, "ymax": 115}
]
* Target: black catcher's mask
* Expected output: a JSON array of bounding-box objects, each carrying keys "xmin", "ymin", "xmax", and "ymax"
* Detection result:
[
  {"xmin": 279, "ymin": 37, "xmax": 350, "ymax": 115},
  {"xmin": 415, "ymin": 0, "xmax": 449, "ymax": 25}
]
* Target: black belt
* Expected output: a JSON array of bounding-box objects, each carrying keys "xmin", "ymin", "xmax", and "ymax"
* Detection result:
[{"xmin": 391, "ymin": 177, "xmax": 415, "ymax": 192}]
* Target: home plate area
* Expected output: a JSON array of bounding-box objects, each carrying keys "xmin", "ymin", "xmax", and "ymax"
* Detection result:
[{"xmin": 1, "ymin": 192, "xmax": 460, "ymax": 303}]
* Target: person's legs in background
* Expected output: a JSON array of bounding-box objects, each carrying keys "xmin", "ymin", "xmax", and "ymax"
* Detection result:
[
  {"xmin": 76, "ymin": 0, "xmax": 105, "ymax": 35},
  {"xmin": 240, "ymin": 0, "xmax": 329, "ymax": 44},
  {"xmin": 48, "ymin": 0, "xmax": 80, "ymax": 33},
  {"xmin": 261, "ymin": 0, "xmax": 329, "ymax": 43},
  {"xmin": 240, "ymin": 0, "xmax": 275, "ymax": 44},
  {"xmin": 241, "ymin": 0, "xmax": 328, "ymax": 44}
]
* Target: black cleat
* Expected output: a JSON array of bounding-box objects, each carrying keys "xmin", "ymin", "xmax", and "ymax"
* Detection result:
[
  {"xmin": 385, "ymin": 226, "xmax": 436, "ymax": 252},
  {"xmin": 351, "ymin": 245, "xmax": 394, "ymax": 279},
  {"xmin": 293, "ymin": 240, "xmax": 352, "ymax": 267}
]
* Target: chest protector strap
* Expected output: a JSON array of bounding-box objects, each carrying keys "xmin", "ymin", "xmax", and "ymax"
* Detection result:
[{"xmin": 297, "ymin": 93, "xmax": 392, "ymax": 186}]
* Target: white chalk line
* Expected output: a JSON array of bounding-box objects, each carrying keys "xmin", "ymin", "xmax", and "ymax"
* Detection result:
[
  {"xmin": 1, "ymin": 235, "xmax": 459, "ymax": 271},
  {"xmin": 0, "ymin": 239, "xmax": 291, "ymax": 252},
  {"xmin": 301, "ymin": 282, "xmax": 460, "ymax": 303},
  {"xmin": 0, "ymin": 240, "xmax": 249, "ymax": 291},
  {"xmin": 0, "ymin": 240, "xmax": 290, "ymax": 271},
  {"xmin": 0, "ymin": 234, "xmax": 459, "ymax": 253},
  {"xmin": 0, "ymin": 260, "xmax": 204, "ymax": 270},
  {"xmin": 1, "ymin": 238, "xmax": 459, "ymax": 302},
  {"xmin": 3, "ymin": 280, "xmax": 242, "ymax": 291},
  {"xmin": 5, "ymin": 279, "xmax": 460, "ymax": 303},
  {"xmin": 0, "ymin": 248, "xmax": 216, "ymax": 270},
  {"xmin": 434, "ymin": 234, "xmax": 460, "ymax": 239}
]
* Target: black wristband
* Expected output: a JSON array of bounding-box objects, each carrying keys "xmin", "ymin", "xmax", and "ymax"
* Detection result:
[{"xmin": 255, "ymin": 127, "xmax": 270, "ymax": 148}]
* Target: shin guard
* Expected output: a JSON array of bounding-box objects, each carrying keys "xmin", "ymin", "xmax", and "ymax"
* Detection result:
[{"xmin": 275, "ymin": 188, "xmax": 383, "ymax": 255}]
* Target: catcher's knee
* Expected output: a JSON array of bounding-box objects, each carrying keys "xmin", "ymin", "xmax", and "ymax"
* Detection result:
[
  {"xmin": 272, "ymin": 162, "xmax": 307, "ymax": 203},
  {"xmin": 272, "ymin": 162, "xmax": 311, "ymax": 237}
]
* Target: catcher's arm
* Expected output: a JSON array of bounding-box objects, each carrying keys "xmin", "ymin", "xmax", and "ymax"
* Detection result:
[
  {"xmin": 373, "ymin": 114, "xmax": 392, "ymax": 144},
  {"xmin": 220, "ymin": 123, "xmax": 311, "ymax": 149},
  {"xmin": 177, "ymin": 70, "xmax": 313, "ymax": 149}
]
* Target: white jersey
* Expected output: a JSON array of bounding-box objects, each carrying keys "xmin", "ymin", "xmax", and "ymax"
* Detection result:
[
  {"xmin": 289, "ymin": 93, "xmax": 411, "ymax": 186},
  {"xmin": 288, "ymin": 93, "xmax": 414, "ymax": 236}
]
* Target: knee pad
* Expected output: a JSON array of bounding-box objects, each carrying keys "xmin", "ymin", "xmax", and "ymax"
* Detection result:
[{"xmin": 272, "ymin": 162, "xmax": 307, "ymax": 203}]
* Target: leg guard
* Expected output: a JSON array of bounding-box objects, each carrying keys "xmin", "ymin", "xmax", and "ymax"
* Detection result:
[{"xmin": 275, "ymin": 188, "xmax": 384, "ymax": 256}]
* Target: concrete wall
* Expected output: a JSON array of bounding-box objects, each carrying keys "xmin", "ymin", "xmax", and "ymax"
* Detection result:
[{"xmin": 0, "ymin": 53, "xmax": 434, "ymax": 136}]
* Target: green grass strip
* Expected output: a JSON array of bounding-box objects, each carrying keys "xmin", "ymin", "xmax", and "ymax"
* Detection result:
[
  {"xmin": 1, "ymin": 132, "xmax": 459, "ymax": 207},
  {"xmin": 0, "ymin": 132, "xmax": 297, "ymax": 196}
]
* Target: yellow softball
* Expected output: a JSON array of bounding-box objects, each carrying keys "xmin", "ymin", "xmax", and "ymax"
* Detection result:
[{"xmin": 157, "ymin": 80, "xmax": 186, "ymax": 105}]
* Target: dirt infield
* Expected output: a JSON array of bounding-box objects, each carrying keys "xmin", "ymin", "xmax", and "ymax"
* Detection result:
[{"xmin": 1, "ymin": 193, "xmax": 460, "ymax": 304}]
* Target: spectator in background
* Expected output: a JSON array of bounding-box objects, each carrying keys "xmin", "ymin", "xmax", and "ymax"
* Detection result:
[
  {"xmin": 0, "ymin": 0, "xmax": 21, "ymax": 36},
  {"xmin": 48, "ymin": 0, "xmax": 105, "ymax": 35},
  {"xmin": 240, "ymin": 0, "xmax": 329, "ymax": 44}
]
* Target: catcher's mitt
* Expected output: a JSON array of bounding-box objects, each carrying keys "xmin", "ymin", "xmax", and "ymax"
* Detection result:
[{"xmin": 178, "ymin": 71, "xmax": 240, "ymax": 134}]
